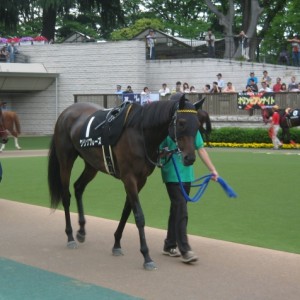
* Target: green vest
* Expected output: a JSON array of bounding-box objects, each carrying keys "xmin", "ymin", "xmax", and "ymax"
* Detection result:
[{"xmin": 160, "ymin": 131, "xmax": 203, "ymax": 183}]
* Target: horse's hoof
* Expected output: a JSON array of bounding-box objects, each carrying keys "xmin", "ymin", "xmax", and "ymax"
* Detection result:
[
  {"xmin": 112, "ymin": 247, "xmax": 124, "ymax": 256},
  {"xmin": 76, "ymin": 232, "xmax": 85, "ymax": 243},
  {"xmin": 67, "ymin": 241, "xmax": 78, "ymax": 249},
  {"xmin": 17, "ymin": 148, "xmax": 22, "ymax": 150},
  {"xmin": 143, "ymin": 261, "xmax": 157, "ymax": 271}
]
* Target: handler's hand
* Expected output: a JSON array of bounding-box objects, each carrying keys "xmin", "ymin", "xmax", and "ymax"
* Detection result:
[{"xmin": 210, "ymin": 170, "xmax": 219, "ymax": 182}]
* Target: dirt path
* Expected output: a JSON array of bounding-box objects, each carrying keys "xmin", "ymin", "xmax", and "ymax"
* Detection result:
[{"xmin": 1, "ymin": 199, "xmax": 300, "ymax": 300}]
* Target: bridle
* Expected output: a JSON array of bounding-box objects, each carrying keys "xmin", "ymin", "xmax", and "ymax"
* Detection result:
[{"xmin": 143, "ymin": 105, "xmax": 197, "ymax": 168}]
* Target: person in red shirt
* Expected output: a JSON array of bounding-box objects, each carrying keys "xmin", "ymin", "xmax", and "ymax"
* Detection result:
[
  {"xmin": 273, "ymin": 77, "xmax": 282, "ymax": 93},
  {"xmin": 270, "ymin": 105, "xmax": 283, "ymax": 149}
]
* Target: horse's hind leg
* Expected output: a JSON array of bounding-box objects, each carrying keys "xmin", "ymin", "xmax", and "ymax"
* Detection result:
[
  {"xmin": 112, "ymin": 198, "xmax": 131, "ymax": 256},
  {"xmin": 74, "ymin": 162, "xmax": 98, "ymax": 243},
  {"xmin": 14, "ymin": 136, "xmax": 21, "ymax": 150}
]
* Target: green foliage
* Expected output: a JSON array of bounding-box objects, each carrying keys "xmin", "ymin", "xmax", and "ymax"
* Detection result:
[
  {"xmin": 210, "ymin": 127, "xmax": 300, "ymax": 143},
  {"xmin": 110, "ymin": 18, "xmax": 164, "ymax": 40}
]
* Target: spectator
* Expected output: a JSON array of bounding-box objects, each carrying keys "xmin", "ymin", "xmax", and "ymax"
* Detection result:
[
  {"xmin": 216, "ymin": 73, "xmax": 225, "ymax": 91},
  {"xmin": 247, "ymin": 72, "xmax": 258, "ymax": 85},
  {"xmin": 146, "ymin": 29, "xmax": 156, "ymax": 60},
  {"xmin": 223, "ymin": 82, "xmax": 236, "ymax": 93},
  {"xmin": 238, "ymin": 31, "xmax": 249, "ymax": 60},
  {"xmin": 205, "ymin": 29, "xmax": 215, "ymax": 58},
  {"xmin": 160, "ymin": 131, "xmax": 219, "ymax": 263},
  {"xmin": 0, "ymin": 46, "xmax": 8, "ymax": 62},
  {"xmin": 273, "ymin": 78, "xmax": 282, "ymax": 93},
  {"xmin": 290, "ymin": 83, "xmax": 300, "ymax": 92},
  {"xmin": 159, "ymin": 83, "xmax": 170, "ymax": 96},
  {"xmin": 259, "ymin": 81, "xmax": 273, "ymax": 92},
  {"xmin": 288, "ymin": 76, "xmax": 298, "ymax": 91},
  {"xmin": 278, "ymin": 49, "xmax": 289, "ymax": 65},
  {"xmin": 183, "ymin": 82, "xmax": 190, "ymax": 93},
  {"xmin": 173, "ymin": 81, "xmax": 183, "ymax": 93},
  {"xmin": 280, "ymin": 83, "xmax": 287, "ymax": 92},
  {"xmin": 141, "ymin": 86, "xmax": 150, "ymax": 95},
  {"xmin": 287, "ymin": 34, "xmax": 300, "ymax": 67},
  {"xmin": 7, "ymin": 42, "xmax": 19, "ymax": 63},
  {"xmin": 261, "ymin": 70, "xmax": 272, "ymax": 86},
  {"xmin": 141, "ymin": 87, "xmax": 151, "ymax": 105},
  {"xmin": 189, "ymin": 86, "xmax": 197, "ymax": 93},
  {"xmin": 203, "ymin": 84, "xmax": 211, "ymax": 93},
  {"xmin": 115, "ymin": 84, "xmax": 123, "ymax": 94},
  {"xmin": 244, "ymin": 79, "xmax": 258, "ymax": 93},
  {"xmin": 123, "ymin": 85, "xmax": 134, "ymax": 93},
  {"xmin": 210, "ymin": 81, "xmax": 220, "ymax": 93}
]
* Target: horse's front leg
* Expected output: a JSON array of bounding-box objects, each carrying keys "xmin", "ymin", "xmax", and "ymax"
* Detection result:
[
  {"xmin": 131, "ymin": 198, "xmax": 157, "ymax": 270},
  {"xmin": 112, "ymin": 197, "xmax": 131, "ymax": 256}
]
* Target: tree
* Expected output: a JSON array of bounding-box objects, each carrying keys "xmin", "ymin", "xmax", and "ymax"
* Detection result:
[
  {"xmin": 142, "ymin": 0, "xmax": 209, "ymax": 37},
  {"xmin": 110, "ymin": 18, "xmax": 164, "ymax": 40}
]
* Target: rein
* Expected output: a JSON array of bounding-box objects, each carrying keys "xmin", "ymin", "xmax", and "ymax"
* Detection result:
[
  {"xmin": 142, "ymin": 104, "xmax": 182, "ymax": 168},
  {"xmin": 170, "ymin": 154, "xmax": 237, "ymax": 202}
]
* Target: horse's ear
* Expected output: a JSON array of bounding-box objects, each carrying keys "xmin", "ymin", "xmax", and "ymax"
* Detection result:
[
  {"xmin": 194, "ymin": 97, "xmax": 206, "ymax": 110},
  {"xmin": 178, "ymin": 94, "xmax": 187, "ymax": 109}
]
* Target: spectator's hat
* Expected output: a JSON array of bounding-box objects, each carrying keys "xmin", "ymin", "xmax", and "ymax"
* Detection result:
[
  {"xmin": 272, "ymin": 105, "xmax": 279, "ymax": 110},
  {"xmin": 217, "ymin": 73, "xmax": 222, "ymax": 77}
]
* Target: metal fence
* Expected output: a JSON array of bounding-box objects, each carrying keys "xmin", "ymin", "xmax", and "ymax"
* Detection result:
[{"xmin": 74, "ymin": 92, "xmax": 300, "ymax": 116}]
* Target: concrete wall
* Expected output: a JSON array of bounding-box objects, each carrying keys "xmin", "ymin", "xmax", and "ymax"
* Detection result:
[{"xmin": 6, "ymin": 41, "xmax": 300, "ymax": 135}]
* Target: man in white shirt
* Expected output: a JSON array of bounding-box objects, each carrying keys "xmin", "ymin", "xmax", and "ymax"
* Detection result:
[
  {"xmin": 259, "ymin": 81, "xmax": 273, "ymax": 92},
  {"xmin": 216, "ymin": 73, "xmax": 225, "ymax": 91},
  {"xmin": 159, "ymin": 83, "xmax": 170, "ymax": 96}
]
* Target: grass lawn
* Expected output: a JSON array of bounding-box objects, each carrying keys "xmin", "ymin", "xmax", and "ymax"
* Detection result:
[{"xmin": 1, "ymin": 138, "xmax": 300, "ymax": 254}]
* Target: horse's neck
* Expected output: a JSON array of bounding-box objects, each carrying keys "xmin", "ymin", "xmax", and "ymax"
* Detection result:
[{"xmin": 142, "ymin": 101, "xmax": 176, "ymax": 152}]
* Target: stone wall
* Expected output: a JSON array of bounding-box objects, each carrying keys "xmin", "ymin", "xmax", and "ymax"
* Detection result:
[{"xmin": 6, "ymin": 41, "xmax": 300, "ymax": 135}]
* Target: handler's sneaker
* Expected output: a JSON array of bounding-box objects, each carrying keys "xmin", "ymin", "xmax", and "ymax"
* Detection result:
[
  {"xmin": 162, "ymin": 248, "xmax": 181, "ymax": 257},
  {"xmin": 181, "ymin": 251, "xmax": 198, "ymax": 263}
]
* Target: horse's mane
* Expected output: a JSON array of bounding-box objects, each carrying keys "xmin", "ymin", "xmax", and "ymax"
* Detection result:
[
  {"xmin": 142, "ymin": 100, "xmax": 178, "ymax": 128},
  {"xmin": 125, "ymin": 100, "xmax": 178, "ymax": 129}
]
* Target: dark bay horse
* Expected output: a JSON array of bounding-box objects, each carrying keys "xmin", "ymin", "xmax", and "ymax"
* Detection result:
[
  {"xmin": 0, "ymin": 105, "xmax": 21, "ymax": 151},
  {"xmin": 48, "ymin": 95, "xmax": 200, "ymax": 270},
  {"xmin": 262, "ymin": 107, "xmax": 300, "ymax": 144},
  {"xmin": 0, "ymin": 104, "xmax": 9, "ymax": 145}
]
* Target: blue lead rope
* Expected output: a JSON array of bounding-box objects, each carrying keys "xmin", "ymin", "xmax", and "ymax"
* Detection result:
[{"xmin": 171, "ymin": 155, "xmax": 237, "ymax": 202}]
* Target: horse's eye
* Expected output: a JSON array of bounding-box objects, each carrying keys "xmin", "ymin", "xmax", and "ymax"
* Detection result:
[{"xmin": 177, "ymin": 118, "xmax": 187, "ymax": 130}]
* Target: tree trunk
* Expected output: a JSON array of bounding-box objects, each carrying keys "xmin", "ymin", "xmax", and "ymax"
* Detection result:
[{"xmin": 41, "ymin": 5, "xmax": 57, "ymax": 41}]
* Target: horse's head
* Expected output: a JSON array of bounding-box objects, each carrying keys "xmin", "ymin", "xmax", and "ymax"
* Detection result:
[
  {"xmin": 0, "ymin": 106, "xmax": 8, "ymax": 144},
  {"xmin": 261, "ymin": 107, "xmax": 272, "ymax": 124},
  {"xmin": 169, "ymin": 94, "xmax": 199, "ymax": 166}
]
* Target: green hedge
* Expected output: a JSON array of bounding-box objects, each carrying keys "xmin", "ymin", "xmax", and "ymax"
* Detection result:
[{"xmin": 210, "ymin": 128, "xmax": 300, "ymax": 143}]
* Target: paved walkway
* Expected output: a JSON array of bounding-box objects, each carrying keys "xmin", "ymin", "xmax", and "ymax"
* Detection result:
[{"xmin": 1, "ymin": 199, "xmax": 300, "ymax": 300}]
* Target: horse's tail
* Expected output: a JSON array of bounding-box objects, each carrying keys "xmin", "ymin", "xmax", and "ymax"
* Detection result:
[
  {"xmin": 48, "ymin": 137, "xmax": 63, "ymax": 209},
  {"xmin": 14, "ymin": 112, "xmax": 21, "ymax": 135}
]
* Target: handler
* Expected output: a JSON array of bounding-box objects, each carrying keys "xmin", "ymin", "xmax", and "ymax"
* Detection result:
[
  {"xmin": 269, "ymin": 105, "xmax": 282, "ymax": 150},
  {"xmin": 160, "ymin": 130, "xmax": 219, "ymax": 263}
]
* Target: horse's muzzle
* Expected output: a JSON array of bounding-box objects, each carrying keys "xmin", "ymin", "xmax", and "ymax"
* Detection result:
[{"xmin": 183, "ymin": 154, "xmax": 195, "ymax": 166}]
